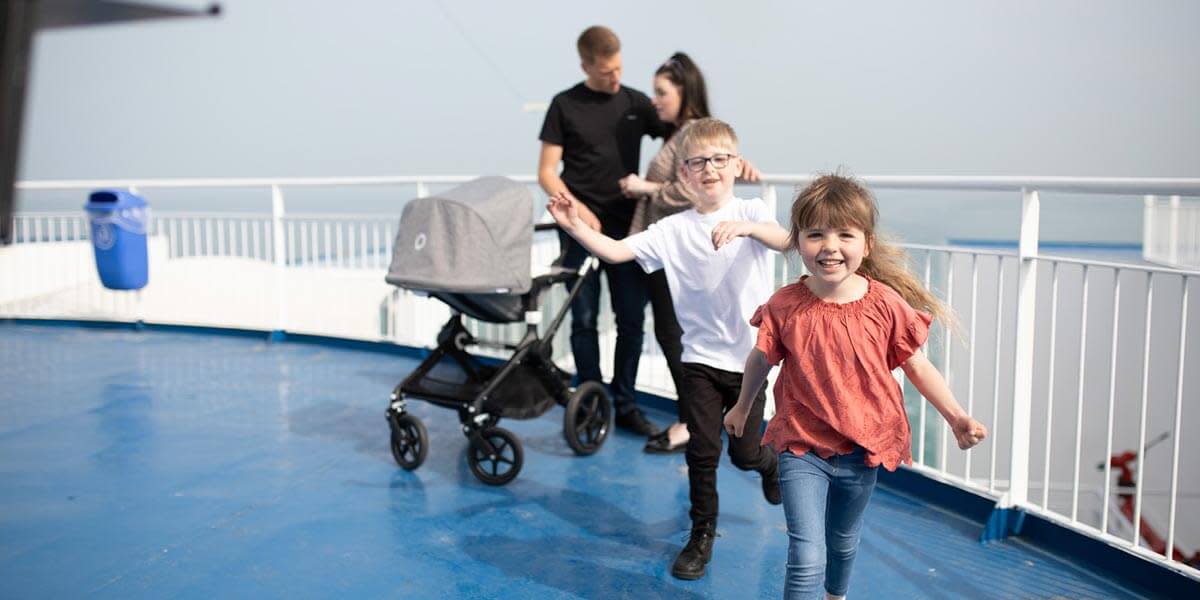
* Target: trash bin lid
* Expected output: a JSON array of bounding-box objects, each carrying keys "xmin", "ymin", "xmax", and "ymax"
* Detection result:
[
  {"xmin": 86, "ymin": 190, "xmax": 149, "ymax": 234},
  {"xmin": 86, "ymin": 190, "xmax": 146, "ymax": 210}
]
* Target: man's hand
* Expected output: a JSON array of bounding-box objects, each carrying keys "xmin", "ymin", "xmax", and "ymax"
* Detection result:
[
  {"xmin": 575, "ymin": 202, "xmax": 602, "ymax": 232},
  {"xmin": 952, "ymin": 415, "xmax": 988, "ymax": 450},
  {"xmin": 711, "ymin": 221, "xmax": 757, "ymax": 250}
]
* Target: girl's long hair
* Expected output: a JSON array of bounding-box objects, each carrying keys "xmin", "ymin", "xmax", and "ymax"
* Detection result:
[
  {"xmin": 788, "ymin": 173, "xmax": 953, "ymax": 325},
  {"xmin": 656, "ymin": 52, "xmax": 711, "ymax": 137}
]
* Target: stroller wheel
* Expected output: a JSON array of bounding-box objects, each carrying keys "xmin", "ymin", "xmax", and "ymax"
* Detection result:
[
  {"xmin": 563, "ymin": 381, "xmax": 611, "ymax": 455},
  {"xmin": 467, "ymin": 427, "xmax": 523, "ymax": 485},
  {"xmin": 389, "ymin": 413, "xmax": 429, "ymax": 470}
]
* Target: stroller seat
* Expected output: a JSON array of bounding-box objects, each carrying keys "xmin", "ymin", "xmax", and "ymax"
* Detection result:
[{"xmin": 430, "ymin": 264, "xmax": 576, "ymax": 324}]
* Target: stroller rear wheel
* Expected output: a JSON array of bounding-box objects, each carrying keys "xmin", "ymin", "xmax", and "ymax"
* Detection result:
[
  {"xmin": 467, "ymin": 426, "xmax": 523, "ymax": 485},
  {"xmin": 389, "ymin": 413, "xmax": 428, "ymax": 470},
  {"xmin": 563, "ymin": 381, "xmax": 611, "ymax": 455}
]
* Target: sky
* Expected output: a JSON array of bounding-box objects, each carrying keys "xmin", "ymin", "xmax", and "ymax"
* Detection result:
[{"xmin": 14, "ymin": 0, "xmax": 1200, "ymax": 242}]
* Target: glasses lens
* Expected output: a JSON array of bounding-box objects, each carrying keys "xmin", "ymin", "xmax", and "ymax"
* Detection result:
[
  {"xmin": 686, "ymin": 157, "xmax": 706, "ymax": 172},
  {"xmin": 711, "ymin": 154, "xmax": 729, "ymax": 169}
]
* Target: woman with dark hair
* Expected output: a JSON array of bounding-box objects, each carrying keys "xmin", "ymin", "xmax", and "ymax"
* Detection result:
[{"xmin": 620, "ymin": 52, "xmax": 761, "ymax": 454}]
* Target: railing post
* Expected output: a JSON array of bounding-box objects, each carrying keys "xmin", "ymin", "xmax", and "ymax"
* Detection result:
[
  {"xmin": 127, "ymin": 185, "xmax": 145, "ymax": 324},
  {"xmin": 271, "ymin": 185, "xmax": 287, "ymax": 338},
  {"xmin": 1008, "ymin": 189, "xmax": 1039, "ymax": 508},
  {"xmin": 416, "ymin": 180, "xmax": 429, "ymax": 199},
  {"xmin": 1168, "ymin": 195, "xmax": 1181, "ymax": 266},
  {"xmin": 985, "ymin": 187, "xmax": 1039, "ymax": 541},
  {"xmin": 1142, "ymin": 195, "xmax": 1156, "ymax": 262},
  {"xmin": 763, "ymin": 182, "xmax": 779, "ymax": 283}
]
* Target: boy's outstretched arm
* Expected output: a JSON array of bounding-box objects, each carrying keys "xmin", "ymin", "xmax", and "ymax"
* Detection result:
[
  {"xmin": 711, "ymin": 221, "xmax": 790, "ymax": 252},
  {"xmin": 546, "ymin": 192, "xmax": 636, "ymax": 264},
  {"xmin": 901, "ymin": 350, "xmax": 988, "ymax": 450},
  {"xmin": 724, "ymin": 348, "xmax": 772, "ymax": 437}
]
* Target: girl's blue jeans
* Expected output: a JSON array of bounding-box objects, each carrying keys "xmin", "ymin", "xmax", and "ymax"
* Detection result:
[{"xmin": 778, "ymin": 448, "xmax": 879, "ymax": 599}]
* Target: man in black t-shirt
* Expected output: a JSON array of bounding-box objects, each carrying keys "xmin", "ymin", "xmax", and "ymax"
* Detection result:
[{"xmin": 538, "ymin": 25, "xmax": 666, "ymax": 438}]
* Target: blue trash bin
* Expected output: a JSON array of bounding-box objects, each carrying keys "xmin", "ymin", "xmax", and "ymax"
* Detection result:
[{"xmin": 86, "ymin": 190, "xmax": 149, "ymax": 290}]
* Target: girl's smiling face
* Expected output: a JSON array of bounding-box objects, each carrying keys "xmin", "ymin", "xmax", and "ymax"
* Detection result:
[{"xmin": 799, "ymin": 225, "xmax": 870, "ymax": 289}]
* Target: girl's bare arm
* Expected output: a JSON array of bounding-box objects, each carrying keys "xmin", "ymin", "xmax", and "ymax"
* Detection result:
[
  {"xmin": 724, "ymin": 349, "xmax": 772, "ymax": 437},
  {"xmin": 901, "ymin": 350, "xmax": 987, "ymax": 449}
]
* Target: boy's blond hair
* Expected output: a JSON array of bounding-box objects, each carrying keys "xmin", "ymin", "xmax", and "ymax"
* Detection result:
[
  {"xmin": 677, "ymin": 117, "xmax": 739, "ymax": 164},
  {"xmin": 576, "ymin": 26, "xmax": 620, "ymax": 64}
]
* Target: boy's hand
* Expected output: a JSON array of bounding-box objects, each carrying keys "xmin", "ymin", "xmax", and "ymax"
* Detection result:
[
  {"xmin": 952, "ymin": 416, "xmax": 988, "ymax": 450},
  {"xmin": 546, "ymin": 192, "xmax": 580, "ymax": 231},
  {"xmin": 711, "ymin": 221, "xmax": 756, "ymax": 250},
  {"xmin": 547, "ymin": 190, "xmax": 601, "ymax": 232},
  {"xmin": 723, "ymin": 404, "xmax": 750, "ymax": 438}
]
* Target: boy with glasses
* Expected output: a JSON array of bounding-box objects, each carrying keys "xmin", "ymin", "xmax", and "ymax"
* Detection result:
[
  {"xmin": 547, "ymin": 118, "xmax": 789, "ymax": 580},
  {"xmin": 537, "ymin": 25, "xmax": 666, "ymax": 438}
]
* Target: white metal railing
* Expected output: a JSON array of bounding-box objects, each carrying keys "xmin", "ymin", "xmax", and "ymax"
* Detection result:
[{"xmin": 7, "ymin": 174, "xmax": 1200, "ymax": 578}]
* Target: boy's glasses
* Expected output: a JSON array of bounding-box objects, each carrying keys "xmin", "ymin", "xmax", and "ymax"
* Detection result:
[{"xmin": 683, "ymin": 153, "xmax": 737, "ymax": 173}]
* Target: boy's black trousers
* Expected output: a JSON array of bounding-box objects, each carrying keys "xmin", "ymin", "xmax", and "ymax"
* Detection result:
[{"xmin": 680, "ymin": 362, "xmax": 776, "ymax": 525}]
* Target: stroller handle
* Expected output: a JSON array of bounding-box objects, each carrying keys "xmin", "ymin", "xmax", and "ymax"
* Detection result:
[{"xmin": 534, "ymin": 223, "xmax": 560, "ymax": 232}]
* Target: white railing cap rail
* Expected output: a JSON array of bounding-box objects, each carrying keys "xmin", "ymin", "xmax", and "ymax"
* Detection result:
[
  {"xmin": 1036, "ymin": 253, "xmax": 1200, "ymax": 276},
  {"xmin": 15, "ymin": 175, "xmax": 1200, "ymax": 196},
  {"xmin": 14, "ymin": 175, "xmax": 524, "ymax": 190},
  {"xmin": 762, "ymin": 175, "xmax": 1200, "ymax": 196}
]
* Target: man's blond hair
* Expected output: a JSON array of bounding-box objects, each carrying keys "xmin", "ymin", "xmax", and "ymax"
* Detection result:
[{"xmin": 577, "ymin": 26, "xmax": 620, "ymax": 64}]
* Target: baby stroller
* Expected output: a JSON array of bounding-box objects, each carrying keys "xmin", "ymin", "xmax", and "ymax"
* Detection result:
[{"xmin": 383, "ymin": 176, "xmax": 612, "ymax": 485}]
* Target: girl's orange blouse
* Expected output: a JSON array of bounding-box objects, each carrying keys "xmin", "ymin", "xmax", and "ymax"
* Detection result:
[{"xmin": 752, "ymin": 276, "xmax": 932, "ymax": 471}]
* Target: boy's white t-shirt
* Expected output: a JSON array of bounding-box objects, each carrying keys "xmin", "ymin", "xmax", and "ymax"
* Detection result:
[{"xmin": 624, "ymin": 196, "xmax": 775, "ymax": 372}]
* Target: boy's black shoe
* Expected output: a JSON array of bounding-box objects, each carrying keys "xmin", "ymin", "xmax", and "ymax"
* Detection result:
[
  {"xmin": 615, "ymin": 408, "xmax": 660, "ymax": 438},
  {"xmin": 762, "ymin": 461, "xmax": 782, "ymax": 505},
  {"xmin": 671, "ymin": 522, "xmax": 716, "ymax": 580}
]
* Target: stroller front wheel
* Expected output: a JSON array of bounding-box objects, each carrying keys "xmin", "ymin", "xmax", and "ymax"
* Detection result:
[
  {"xmin": 389, "ymin": 413, "xmax": 429, "ymax": 470},
  {"xmin": 467, "ymin": 426, "xmax": 523, "ymax": 485},
  {"xmin": 563, "ymin": 381, "xmax": 612, "ymax": 455}
]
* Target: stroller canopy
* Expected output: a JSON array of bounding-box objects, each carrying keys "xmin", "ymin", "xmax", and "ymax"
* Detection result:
[{"xmin": 386, "ymin": 176, "xmax": 533, "ymax": 295}]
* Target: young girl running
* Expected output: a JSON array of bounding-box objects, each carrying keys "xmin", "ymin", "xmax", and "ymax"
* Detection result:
[{"xmin": 722, "ymin": 173, "xmax": 988, "ymax": 599}]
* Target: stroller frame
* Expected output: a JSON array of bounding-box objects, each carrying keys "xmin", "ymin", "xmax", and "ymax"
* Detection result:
[{"xmin": 386, "ymin": 246, "xmax": 612, "ymax": 485}]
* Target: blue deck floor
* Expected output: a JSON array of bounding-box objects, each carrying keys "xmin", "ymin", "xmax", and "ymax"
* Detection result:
[{"xmin": 0, "ymin": 323, "xmax": 1155, "ymax": 598}]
